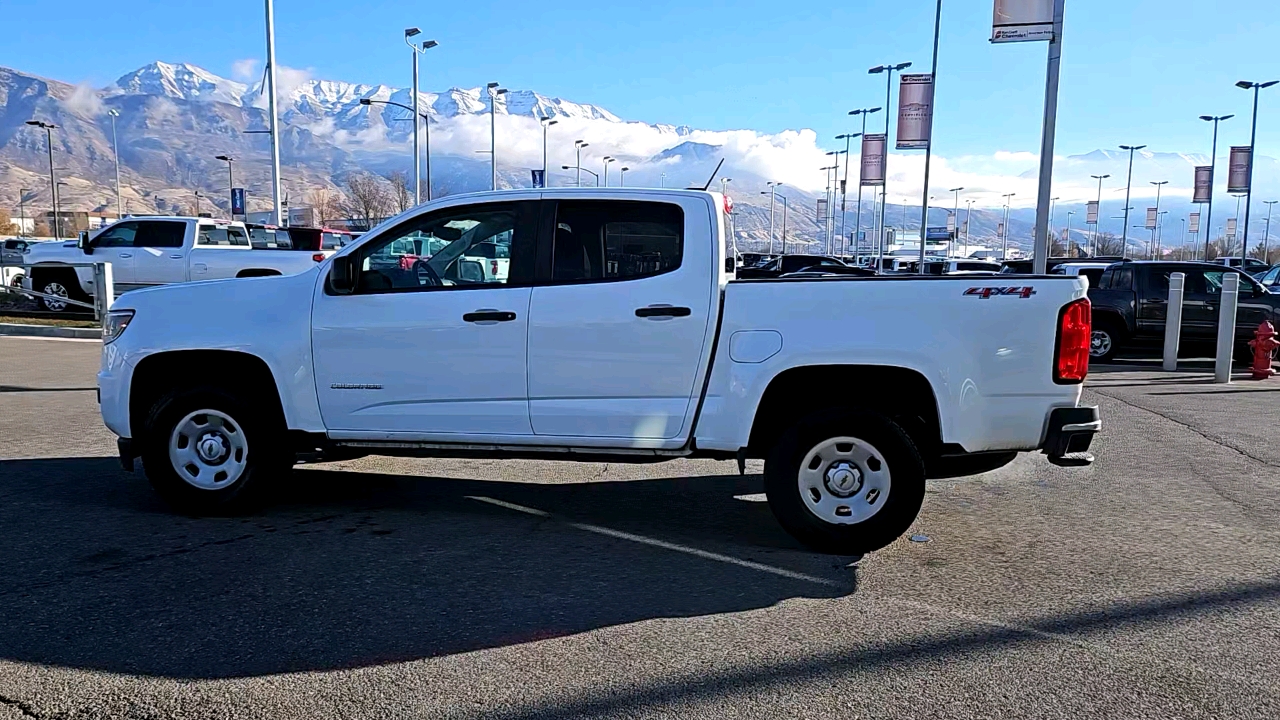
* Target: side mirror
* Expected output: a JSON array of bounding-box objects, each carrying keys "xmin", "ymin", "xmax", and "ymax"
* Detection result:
[
  {"xmin": 77, "ymin": 231, "xmax": 91, "ymax": 254},
  {"xmin": 329, "ymin": 255, "xmax": 356, "ymax": 294}
]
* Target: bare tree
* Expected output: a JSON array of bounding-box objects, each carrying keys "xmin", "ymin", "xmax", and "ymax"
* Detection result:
[
  {"xmin": 341, "ymin": 173, "xmax": 393, "ymax": 230},
  {"xmin": 0, "ymin": 209, "xmax": 16, "ymax": 236},
  {"xmin": 1094, "ymin": 232, "xmax": 1126, "ymax": 257},
  {"xmin": 308, "ymin": 187, "xmax": 342, "ymax": 226},
  {"xmin": 388, "ymin": 171, "xmax": 412, "ymax": 213}
]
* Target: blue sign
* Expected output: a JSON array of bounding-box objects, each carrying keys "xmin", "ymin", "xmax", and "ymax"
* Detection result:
[
  {"xmin": 531, "ymin": 170, "xmax": 546, "ymax": 189},
  {"xmin": 926, "ymin": 226, "xmax": 951, "ymax": 241},
  {"xmin": 231, "ymin": 188, "xmax": 246, "ymax": 216}
]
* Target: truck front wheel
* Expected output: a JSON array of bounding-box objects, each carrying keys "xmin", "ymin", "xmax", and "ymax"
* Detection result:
[
  {"xmin": 764, "ymin": 410, "xmax": 926, "ymax": 555},
  {"xmin": 140, "ymin": 386, "xmax": 291, "ymax": 514}
]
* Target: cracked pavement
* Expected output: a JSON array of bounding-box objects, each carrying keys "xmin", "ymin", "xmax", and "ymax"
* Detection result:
[{"xmin": 1, "ymin": 337, "xmax": 1278, "ymax": 718}]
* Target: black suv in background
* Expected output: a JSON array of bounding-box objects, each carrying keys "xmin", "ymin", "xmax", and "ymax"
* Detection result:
[{"xmin": 1087, "ymin": 261, "xmax": 1278, "ymax": 362}]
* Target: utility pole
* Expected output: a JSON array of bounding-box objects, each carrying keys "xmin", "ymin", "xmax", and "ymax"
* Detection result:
[{"xmin": 1119, "ymin": 144, "xmax": 1146, "ymax": 254}]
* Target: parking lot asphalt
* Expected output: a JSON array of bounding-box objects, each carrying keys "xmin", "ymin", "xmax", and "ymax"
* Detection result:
[{"xmin": 1, "ymin": 336, "xmax": 1279, "ymax": 719}]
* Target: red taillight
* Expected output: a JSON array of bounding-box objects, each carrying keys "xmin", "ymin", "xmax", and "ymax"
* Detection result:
[
  {"xmin": 1055, "ymin": 298, "xmax": 1091, "ymax": 384},
  {"xmin": 313, "ymin": 253, "xmax": 326, "ymax": 262}
]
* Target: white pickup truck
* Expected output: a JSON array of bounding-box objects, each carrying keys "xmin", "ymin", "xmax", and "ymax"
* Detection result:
[
  {"xmin": 24, "ymin": 217, "xmax": 326, "ymax": 311},
  {"xmin": 98, "ymin": 189, "xmax": 1100, "ymax": 554}
]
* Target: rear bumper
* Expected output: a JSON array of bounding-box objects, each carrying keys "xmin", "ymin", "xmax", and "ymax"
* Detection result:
[{"xmin": 1041, "ymin": 405, "xmax": 1100, "ymax": 465}]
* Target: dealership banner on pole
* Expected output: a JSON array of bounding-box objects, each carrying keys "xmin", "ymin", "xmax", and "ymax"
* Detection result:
[
  {"xmin": 946, "ymin": 212, "xmax": 956, "ymax": 233},
  {"xmin": 1228, "ymin": 146, "xmax": 1252, "ymax": 193},
  {"xmin": 816, "ymin": 199, "xmax": 828, "ymax": 223},
  {"xmin": 1086, "ymin": 201, "xmax": 1098, "ymax": 224},
  {"xmin": 1227, "ymin": 218, "xmax": 1237, "ymax": 240},
  {"xmin": 1189, "ymin": 212, "xmax": 1200, "ymax": 235},
  {"xmin": 1193, "ymin": 166, "xmax": 1213, "ymax": 204},
  {"xmin": 896, "ymin": 74, "xmax": 934, "ymax": 149},
  {"xmin": 860, "ymin": 134, "xmax": 887, "ymax": 186},
  {"xmin": 991, "ymin": 0, "xmax": 1055, "ymax": 43},
  {"xmin": 1146, "ymin": 208, "xmax": 1158, "ymax": 229}
]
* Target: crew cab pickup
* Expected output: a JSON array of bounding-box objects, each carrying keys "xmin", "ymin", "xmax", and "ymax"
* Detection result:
[
  {"xmin": 98, "ymin": 189, "xmax": 1100, "ymax": 554},
  {"xmin": 25, "ymin": 217, "xmax": 325, "ymax": 311},
  {"xmin": 1087, "ymin": 260, "xmax": 1279, "ymax": 362}
]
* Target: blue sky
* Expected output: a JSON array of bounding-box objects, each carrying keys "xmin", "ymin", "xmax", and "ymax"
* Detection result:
[{"xmin": 3, "ymin": 0, "xmax": 1278, "ymax": 193}]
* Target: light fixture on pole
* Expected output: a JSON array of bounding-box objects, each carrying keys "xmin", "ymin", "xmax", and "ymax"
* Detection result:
[
  {"xmin": 1198, "ymin": 114, "xmax": 1233, "ymax": 261},
  {"xmin": 106, "ymin": 108, "xmax": 123, "ymax": 220},
  {"xmin": 573, "ymin": 140, "xmax": 589, "ymax": 187},
  {"xmin": 1090, "ymin": 173, "xmax": 1110, "ymax": 256},
  {"xmin": 487, "ymin": 83, "xmax": 507, "ymax": 191},
  {"xmin": 620, "ymin": 167, "xmax": 630, "ymax": 187},
  {"xmin": 848, "ymin": 107, "xmax": 881, "ymax": 262},
  {"xmin": 602, "ymin": 156, "xmax": 615, "ymax": 187},
  {"xmin": 215, "ymin": 155, "xmax": 234, "ymax": 218},
  {"xmin": 1235, "ymin": 80, "xmax": 1278, "ymax": 262},
  {"xmin": 1119, "ymin": 144, "xmax": 1146, "ymax": 251},
  {"xmin": 660, "ymin": 172, "xmax": 666, "ymax": 188},
  {"xmin": 539, "ymin": 115, "xmax": 558, "ymax": 185},
  {"xmin": 25, "ymin": 120, "xmax": 60, "ymax": 240},
  {"xmin": 869, "ymin": 62, "xmax": 911, "ymax": 267}
]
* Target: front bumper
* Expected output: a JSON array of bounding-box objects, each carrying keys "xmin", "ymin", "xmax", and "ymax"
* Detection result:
[{"xmin": 1042, "ymin": 405, "xmax": 1100, "ymax": 466}]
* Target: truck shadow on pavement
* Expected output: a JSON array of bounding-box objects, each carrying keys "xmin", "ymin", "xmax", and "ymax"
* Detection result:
[{"xmin": 0, "ymin": 457, "xmax": 854, "ymax": 680}]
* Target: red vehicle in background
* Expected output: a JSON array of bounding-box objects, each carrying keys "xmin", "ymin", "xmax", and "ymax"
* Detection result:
[{"xmin": 246, "ymin": 224, "xmax": 357, "ymax": 258}]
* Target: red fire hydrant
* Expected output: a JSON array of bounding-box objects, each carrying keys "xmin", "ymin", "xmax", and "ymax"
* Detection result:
[{"xmin": 1248, "ymin": 321, "xmax": 1279, "ymax": 380}]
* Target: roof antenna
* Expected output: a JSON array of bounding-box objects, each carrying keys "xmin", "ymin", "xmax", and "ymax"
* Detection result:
[{"xmin": 692, "ymin": 158, "xmax": 725, "ymax": 191}]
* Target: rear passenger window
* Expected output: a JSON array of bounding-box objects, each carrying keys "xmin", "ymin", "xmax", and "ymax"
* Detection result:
[
  {"xmin": 551, "ymin": 201, "xmax": 683, "ymax": 282},
  {"xmin": 136, "ymin": 221, "xmax": 186, "ymax": 248},
  {"xmin": 198, "ymin": 226, "xmax": 249, "ymax": 246}
]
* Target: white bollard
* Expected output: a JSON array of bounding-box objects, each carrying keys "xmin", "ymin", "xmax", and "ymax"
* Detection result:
[
  {"xmin": 1162, "ymin": 272, "xmax": 1185, "ymax": 371},
  {"xmin": 1214, "ymin": 272, "xmax": 1239, "ymax": 384}
]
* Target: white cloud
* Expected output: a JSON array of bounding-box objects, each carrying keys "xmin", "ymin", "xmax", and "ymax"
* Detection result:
[
  {"xmin": 64, "ymin": 82, "xmax": 103, "ymax": 116},
  {"xmin": 231, "ymin": 58, "xmax": 259, "ymax": 82}
]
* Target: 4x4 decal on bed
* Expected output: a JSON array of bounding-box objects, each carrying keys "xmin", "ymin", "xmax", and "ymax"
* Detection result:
[{"xmin": 964, "ymin": 286, "xmax": 1037, "ymax": 299}]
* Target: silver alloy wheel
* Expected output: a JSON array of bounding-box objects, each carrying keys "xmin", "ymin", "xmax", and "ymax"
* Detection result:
[
  {"xmin": 1090, "ymin": 329, "xmax": 1112, "ymax": 358},
  {"xmin": 168, "ymin": 409, "xmax": 249, "ymax": 490},
  {"xmin": 798, "ymin": 436, "xmax": 891, "ymax": 525},
  {"xmin": 41, "ymin": 281, "xmax": 69, "ymax": 311}
]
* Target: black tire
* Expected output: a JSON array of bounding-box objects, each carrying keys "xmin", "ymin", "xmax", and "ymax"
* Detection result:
[
  {"xmin": 764, "ymin": 409, "xmax": 926, "ymax": 555},
  {"xmin": 32, "ymin": 268, "xmax": 87, "ymax": 312},
  {"xmin": 140, "ymin": 386, "xmax": 291, "ymax": 514},
  {"xmin": 1090, "ymin": 317, "xmax": 1125, "ymax": 363}
]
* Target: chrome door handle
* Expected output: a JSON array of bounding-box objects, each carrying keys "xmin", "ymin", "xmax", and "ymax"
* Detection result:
[
  {"xmin": 118, "ymin": 253, "xmax": 133, "ymax": 258},
  {"xmin": 169, "ymin": 254, "xmax": 184, "ymax": 259}
]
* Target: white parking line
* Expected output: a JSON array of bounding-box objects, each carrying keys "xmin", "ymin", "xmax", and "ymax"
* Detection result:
[{"xmin": 466, "ymin": 495, "xmax": 841, "ymax": 588}]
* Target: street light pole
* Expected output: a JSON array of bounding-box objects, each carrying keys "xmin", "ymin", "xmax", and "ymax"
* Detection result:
[
  {"xmin": 487, "ymin": 83, "xmax": 507, "ymax": 191},
  {"xmin": 916, "ymin": 0, "xmax": 944, "ymax": 273},
  {"xmin": 1236, "ymin": 80, "xmax": 1279, "ymax": 262},
  {"xmin": 766, "ymin": 181, "xmax": 780, "ymax": 254},
  {"xmin": 1066, "ymin": 211, "xmax": 1075, "ymax": 255},
  {"xmin": 780, "ymin": 195, "xmax": 788, "ymax": 254},
  {"xmin": 405, "ymin": 28, "xmax": 423, "ymax": 205},
  {"xmin": 1029, "ymin": 0, "xmax": 1066, "ymax": 274},
  {"xmin": 1263, "ymin": 200, "xmax": 1278, "ymax": 262},
  {"xmin": 264, "ymin": 0, "xmax": 284, "ymax": 225},
  {"xmin": 107, "ymin": 109, "xmax": 123, "ymax": 219},
  {"xmin": 25, "ymin": 121, "xmax": 59, "ymax": 240},
  {"xmin": 602, "ymin": 156, "xmax": 614, "ymax": 187},
  {"xmin": 215, "ymin": 155, "xmax": 234, "ymax": 218},
  {"xmin": 848, "ymin": 107, "xmax": 881, "ymax": 261},
  {"xmin": 621, "ymin": 167, "xmax": 630, "ymax": 187},
  {"xmin": 869, "ymin": 62, "xmax": 912, "ymax": 270},
  {"xmin": 573, "ymin": 140, "xmax": 589, "ymax": 187},
  {"xmin": 1001, "ymin": 193, "xmax": 1016, "ymax": 260},
  {"xmin": 19, "ymin": 189, "xmax": 31, "ymax": 237},
  {"xmin": 540, "ymin": 116, "xmax": 558, "ymax": 185},
  {"xmin": 963, "ymin": 198, "xmax": 973, "ymax": 257},
  {"xmin": 1090, "ymin": 173, "xmax": 1109, "ymax": 256},
  {"xmin": 949, "ymin": 187, "xmax": 964, "ymax": 258},
  {"xmin": 1119, "ymin": 144, "xmax": 1146, "ymax": 253},
  {"xmin": 1199, "ymin": 114, "xmax": 1233, "ymax": 261},
  {"xmin": 1150, "ymin": 180, "xmax": 1168, "ymax": 258},
  {"xmin": 835, "ymin": 132, "xmax": 860, "ymax": 249}
]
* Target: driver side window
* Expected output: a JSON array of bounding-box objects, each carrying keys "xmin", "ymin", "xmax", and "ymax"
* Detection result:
[
  {"xmin": 353, "ymin": 201, "xmax": 537, "ymax": 294},
  {"xmin": 92, "ymin": 222, "xmax": 139, "ymax": 248}
]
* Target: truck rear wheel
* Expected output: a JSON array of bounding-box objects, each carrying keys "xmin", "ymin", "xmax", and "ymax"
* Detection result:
[
  {"xmin": 1090, "ymin": 318, "xmax": 1125, "ymax": 363},
  {"xmin": 140, "ymin": 386, "xmax": 291, "ymax": 514},
  {"xmin": 764, "ymin": 410, "xmax": 926, "ymax": 555},
  {"xmin": 32, "ymin": 269, "xmax": 87, "ymax": 312}
]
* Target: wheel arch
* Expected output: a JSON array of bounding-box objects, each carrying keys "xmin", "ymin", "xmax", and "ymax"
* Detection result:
[
  {"xmin": 746, "ymin": 364, "xmax": 942, "ymax": 460},
  {"xmin": 130, "ymin": 350, "xmax": 287, "ymax": 440}
]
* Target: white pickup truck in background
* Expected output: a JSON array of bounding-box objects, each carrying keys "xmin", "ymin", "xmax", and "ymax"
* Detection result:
[
  {"xmin": 97, "ymin": 189, "xmax": 1100, "ymax": 554},
  {"xmin": 24, "ymin": 217, "xmax": 327, "ymax": 311}
]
